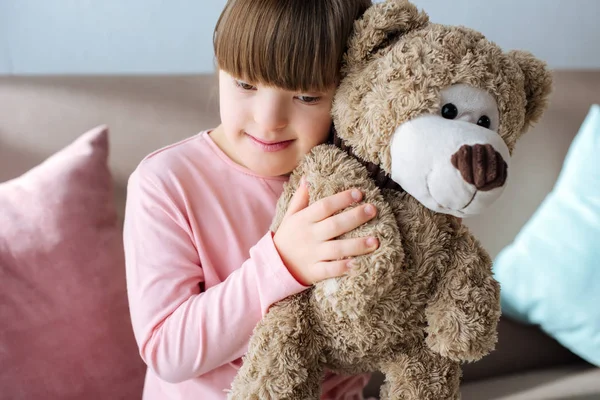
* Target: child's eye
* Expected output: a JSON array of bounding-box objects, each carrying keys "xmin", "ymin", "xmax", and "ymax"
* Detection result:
[
  {"xmin": 297, "ymin": 95, "xmax": 321, "ymax": 104},
  {"xmin": 235, "ymin": 80, "xmax": 256, "ymax": 91}
]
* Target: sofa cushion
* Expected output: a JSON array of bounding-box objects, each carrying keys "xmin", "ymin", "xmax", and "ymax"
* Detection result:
[
  {"xmin": 461, "ymin": 363, "xmax": 600, "ymax": 399},
  {"xmin": 493, "ymin": 104, "xmax": 600, "ymax": 366},
  {"xmin": 0, "ymin": 126, "xmax": 145, "ymax": 399}
]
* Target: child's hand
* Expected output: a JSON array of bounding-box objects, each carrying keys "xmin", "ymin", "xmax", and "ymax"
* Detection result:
[{"xmin": 273, "ymin": 177, "xmax": 379, "ymax": 286}]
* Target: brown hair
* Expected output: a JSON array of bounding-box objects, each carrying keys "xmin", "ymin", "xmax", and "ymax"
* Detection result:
[{"xmin": 213, "ymin": 0, "xmax": 372, "ymax": 92}]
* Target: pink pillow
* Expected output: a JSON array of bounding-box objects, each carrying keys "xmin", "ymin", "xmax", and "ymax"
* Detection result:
[{"xmin": 0, "ymin": 126, "xmax": 146, "ymax": 399}]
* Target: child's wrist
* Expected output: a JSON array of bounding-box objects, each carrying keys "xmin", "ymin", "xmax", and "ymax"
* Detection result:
[{"xmin": 270, "ymin": 231, "xmax": 310, "ymax": 287}]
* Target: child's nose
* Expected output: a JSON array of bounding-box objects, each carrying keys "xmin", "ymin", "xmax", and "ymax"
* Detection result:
[{"xmin": 254, "ymin": 100, "xmax": 288, "ymax": 131}]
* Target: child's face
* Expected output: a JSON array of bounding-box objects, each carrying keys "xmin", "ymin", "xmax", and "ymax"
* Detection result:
[{"xmin": 216, "ymin": 70, "xmax": 335, "ymax": 177}]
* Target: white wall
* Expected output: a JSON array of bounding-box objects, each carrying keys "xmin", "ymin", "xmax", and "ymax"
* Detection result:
[
  {"xmin": 0, "ymin": 0, "xmax": 598, "ymax": 75},
  {"xmin": 411, "ymin": 0, "xmax": 600, "ymax": 70}
]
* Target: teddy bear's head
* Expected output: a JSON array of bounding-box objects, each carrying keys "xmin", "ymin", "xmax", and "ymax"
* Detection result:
[{"xmin": 331, "ymin": 0, "xmax": 552, "ymax": 217}]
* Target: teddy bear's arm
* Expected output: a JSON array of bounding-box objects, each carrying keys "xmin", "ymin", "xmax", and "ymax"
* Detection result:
[
  {"xmin": 227, "ymin": 292, "xmax": 324, "ymax": 399},
  {"xmin": 424, "ymin": 227, "xmax": 501, "ymax": 363},
  {"xmin": 270, "ymin": 143, "xmax": 388, "ymax": 235}
]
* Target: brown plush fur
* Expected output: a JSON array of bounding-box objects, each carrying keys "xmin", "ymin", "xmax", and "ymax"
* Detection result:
[
  {"xmin": 335, "ymin": 3, "xmax": 552, "ymax": 172},
  {"xmin": 228, "ymin": 1, "xmax": 552, "ymax": 399}
]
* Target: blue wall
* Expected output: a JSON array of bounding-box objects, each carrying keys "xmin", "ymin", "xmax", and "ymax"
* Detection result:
[
  {"xmin": 1, "ymin": 0, "xmax": 599, "ymax": 75},
  {"xmin": 0, "ymin": 0, "xmax": 226, "ymax": 74}
]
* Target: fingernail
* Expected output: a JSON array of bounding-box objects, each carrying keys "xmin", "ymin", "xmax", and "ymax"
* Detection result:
[
  {"xmin": 366, "ymin": 237, "xmax": 378, "ymax": 248},
  {"xmin": 351, "ymin": 189, "xmax": 362, "ymax": 202},
  {"xmin": 347, "ymin": 259, "xmax": 356, "ymax": 268},
  {"xmin": 301, "ymin": 176, "xmax": 311, "ymax": 190},
  {"xmin": 364, "ymin": 204, "xmax": 376, "ymax": 216},
  {"xmin": 299, "ymin": 176, "xmax": 306, "ymax": 186}
]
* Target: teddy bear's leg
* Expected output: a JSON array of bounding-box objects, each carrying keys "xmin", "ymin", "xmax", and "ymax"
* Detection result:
[
  {"xmin": 228, "ymin": 290, "xmax": 323, "ymax": 400},
  {"xmin": 378, "ymin": 343, "xmax": 462, "ymax": 400}
]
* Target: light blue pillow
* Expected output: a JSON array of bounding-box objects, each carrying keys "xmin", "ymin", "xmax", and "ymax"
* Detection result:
[{"xmin": 493, "ymin": 104, "xmax": 600, "ymax": 366}]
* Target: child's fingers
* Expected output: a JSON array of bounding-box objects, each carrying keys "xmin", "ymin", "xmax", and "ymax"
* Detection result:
[
  {"xmin": 311, "ymin": 259, "xmax": 353, "ymax": 283},
  {"xmin": 315, "ymin": 203, "xmax": 377, "ymax": 241},
  {"xmin": 305, "ymin": 188, "xmax": 363, "ymax": 222},
  {"xmin": 284, "ymin": 176, "xmax": 310, "ymax": 218},
  {"xmin": 319, "ymin": 236, "xmax": 379, "ymax": 261}
]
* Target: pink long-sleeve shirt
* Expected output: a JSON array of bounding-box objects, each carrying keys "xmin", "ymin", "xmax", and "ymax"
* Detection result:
[{"xmin": 123, "ymin": 130, "xmax": 371, "ymax": 399}]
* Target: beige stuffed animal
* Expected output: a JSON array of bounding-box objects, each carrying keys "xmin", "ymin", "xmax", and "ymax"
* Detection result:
[{"xmin": 229, "ymin": 0, "xmax": 552, "ymax": 399}]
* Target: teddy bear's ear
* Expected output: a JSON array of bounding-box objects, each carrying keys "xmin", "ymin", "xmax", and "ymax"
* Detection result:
[
  {"xmin": 508, "ymin": 50, "xmax": 553, "ymax": 129},
  {"xmin": 344, "ymin": 0, "xmax": 429, "ymax": 73}
]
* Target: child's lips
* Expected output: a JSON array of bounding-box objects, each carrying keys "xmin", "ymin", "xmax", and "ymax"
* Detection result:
[{"xmin": 246, "ymin": 133, "xmax": 295, "ymax": 152}]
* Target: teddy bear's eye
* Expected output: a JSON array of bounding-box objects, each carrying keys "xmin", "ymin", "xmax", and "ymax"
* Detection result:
[
  {"xmin": 441, "ymin": 103, "xmax": 458, "ymax": 119},
  {"xmin": 477, "ymin": 115, "xmax": 491, "ymax": 129}
]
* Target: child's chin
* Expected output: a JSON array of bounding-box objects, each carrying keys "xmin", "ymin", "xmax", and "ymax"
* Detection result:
[{"xmin": 246, "ymin": 159, "xmax": 294, "ymax": 178}]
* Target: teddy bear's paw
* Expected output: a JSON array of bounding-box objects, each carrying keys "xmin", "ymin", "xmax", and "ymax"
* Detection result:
[
  {"xmin": 379, "ymin": 344, "xmax": 462, "ymax": 400},
  {"xmin": 380, "ymin": 382, "xmax": 461, "ymax": 400}
]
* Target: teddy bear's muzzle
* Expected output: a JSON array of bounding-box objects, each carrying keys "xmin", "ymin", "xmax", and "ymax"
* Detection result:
[{"xmin": 390, "ymin": 114, "xmax": 511, "ymax": 217}]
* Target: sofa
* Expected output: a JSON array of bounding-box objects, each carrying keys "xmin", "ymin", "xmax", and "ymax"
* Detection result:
[{"xmin": 1, "ymin": 70, "xmax": 599, "ymax": 399}]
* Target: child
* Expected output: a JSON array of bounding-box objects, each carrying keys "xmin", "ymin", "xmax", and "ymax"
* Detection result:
[{"xmin": 123, "ymin": 0, "xmax": 378, "ymax": 398}]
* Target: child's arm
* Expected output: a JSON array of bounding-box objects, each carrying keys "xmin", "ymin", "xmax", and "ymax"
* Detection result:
[{"xmin": 123, "ymin": 168, "xmax": 309, "ymax": 384}]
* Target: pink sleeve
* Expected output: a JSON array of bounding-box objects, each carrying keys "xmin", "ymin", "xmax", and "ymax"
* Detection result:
[
  {"xmin": 123, "ymin": 166, "xmax": 308, "ymax": 383},
  {"xmin": 321, "ymin": 372, "xmax": 373, "ymax": 400}
]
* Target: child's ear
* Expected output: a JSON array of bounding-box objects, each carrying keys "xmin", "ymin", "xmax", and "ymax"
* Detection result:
[
  {"xmin": 508, "ymin": 50, "xmax": 553, "ymax": 130},
  {"xmin": 343, "ymin": 0, "xmax": 429, "ymax": 74}
]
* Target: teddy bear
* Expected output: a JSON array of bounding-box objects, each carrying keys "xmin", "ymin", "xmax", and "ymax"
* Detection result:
[{"xmin": 228, "ymin": 0, "xmax": 552, "ymax": 398}]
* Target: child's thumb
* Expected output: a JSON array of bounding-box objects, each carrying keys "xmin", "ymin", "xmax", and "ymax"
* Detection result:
[{"xmin": 284, "ymin": 176, "xmax": 310, "ymax": 217}]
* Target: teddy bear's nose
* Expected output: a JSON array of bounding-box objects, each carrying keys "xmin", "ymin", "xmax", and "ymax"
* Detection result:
[{"xmin": 451, "ymin": 144, "xmax": 508, "ymax": 191}]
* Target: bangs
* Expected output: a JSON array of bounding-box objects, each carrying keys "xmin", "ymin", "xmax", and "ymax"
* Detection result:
[{"xmin": 214, "ymin": 0, "xmax": 366, "ymax": 92}]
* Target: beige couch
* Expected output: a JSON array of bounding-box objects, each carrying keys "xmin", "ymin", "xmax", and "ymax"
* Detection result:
[{"xmin": 1, "ymin": 71, "xmax": 599, "ymax": 399}]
